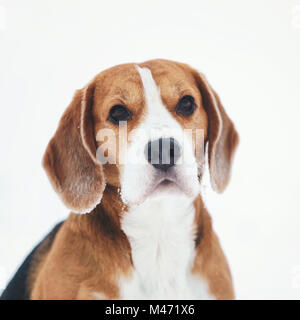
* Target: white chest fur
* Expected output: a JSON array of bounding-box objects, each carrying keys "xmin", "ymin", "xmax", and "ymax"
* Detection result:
[{"xmin": 120, "ymin": 194, "xmax": 214, "ymax": 300}]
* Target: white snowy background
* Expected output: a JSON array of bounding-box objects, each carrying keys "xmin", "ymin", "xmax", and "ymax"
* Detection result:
[{"xmin": 1, "ymin": 0, "xmax": 300, "ymax": 299}]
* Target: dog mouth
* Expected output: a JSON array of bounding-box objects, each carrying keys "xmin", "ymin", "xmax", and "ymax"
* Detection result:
[
  {"xmin": 141, "ymin": 171, "xmax": 193, "ymax": 202},
  {"xmin": 121, "ymin": 163, "xmax": 200, "ymax": 206},
  {"xmin": 152, "ymin": 177, "xmax": 178, "ymax": 193},
  {"xmin": 158, "ymin": 179, "xmax": 174, "ymax": 187}
]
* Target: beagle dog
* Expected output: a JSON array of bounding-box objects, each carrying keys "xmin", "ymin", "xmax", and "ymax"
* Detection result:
[{"xmin": 1, "ymin": 59, "xmax": 238, "ymax": 300}]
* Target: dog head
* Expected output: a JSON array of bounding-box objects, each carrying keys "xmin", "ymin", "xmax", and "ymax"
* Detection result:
[{"xmin": 43, "ymin": 59, "xmax": 238, "ymax": 213}]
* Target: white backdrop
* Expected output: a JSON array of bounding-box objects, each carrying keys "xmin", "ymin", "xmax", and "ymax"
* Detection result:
[{"xmin": 1, "ymin": 0, "xmax": 300, "ymax": 299}]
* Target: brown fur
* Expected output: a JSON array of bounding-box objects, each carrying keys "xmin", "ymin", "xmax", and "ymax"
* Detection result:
[{"xmin": 30, "ymin": 59, "xmax": 238, "ymax": 299}]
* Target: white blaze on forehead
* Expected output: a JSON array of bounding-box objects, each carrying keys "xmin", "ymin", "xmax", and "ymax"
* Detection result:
[
  {"xmin": 136, "ymin": 66, "xmax": 161, "ymax": 110},
  {"xmin": 136, "ymin": 66, "xmax": 162, "ymax": 107},
  {"xmin": 135, "ymin": 66, "xmax": 181, "ymax": 133}
]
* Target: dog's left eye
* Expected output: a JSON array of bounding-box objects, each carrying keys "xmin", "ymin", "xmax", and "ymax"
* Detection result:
[
  {"xmin": 108, "ymin": 105, "xmax": 132, "ymax": 124},
  {"xmin": 176, "ymin": 95, "xmax": 196, "ymax": 117}
]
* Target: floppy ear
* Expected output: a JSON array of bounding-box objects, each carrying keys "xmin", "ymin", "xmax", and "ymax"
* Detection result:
[
  {"xmin": 43, "ymin": 81, "xmax": 105, "ymax": 213},
  {"xmin": 193, "ymin": 71, "xmax": 239, "ymax": 193}
]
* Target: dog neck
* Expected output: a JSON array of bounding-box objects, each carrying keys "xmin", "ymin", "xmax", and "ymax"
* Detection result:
[
  {"xmin": 94, "ymin": 184, "xmax": 204, "ymax": 298},
  {"xmin": 90, "ymin": 185, "xmax": 205, "ymax": 298}
]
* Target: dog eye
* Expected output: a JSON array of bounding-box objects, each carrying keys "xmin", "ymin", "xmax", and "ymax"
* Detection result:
[
  {"xmin": 176, "ymin": 95, "xmax": 196, "ymax": 117},
  {"xmin": 108, "ymin": 105, "xmax": 132, "ymax": 124}
]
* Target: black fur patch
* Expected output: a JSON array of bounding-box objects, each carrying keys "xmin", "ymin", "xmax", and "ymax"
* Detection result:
[{"xmin": 0, "ymin": 221, "xmax": 64, "ymax": 300}]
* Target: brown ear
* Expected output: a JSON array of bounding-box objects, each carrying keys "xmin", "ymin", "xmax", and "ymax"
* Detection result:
[
  {"xmin": 193, "ymin": 71, "xmax": 239, "ymax": 193},
  {"xmin": 43, "ymin": 81, "xmax": 105, "ymax": 213}
]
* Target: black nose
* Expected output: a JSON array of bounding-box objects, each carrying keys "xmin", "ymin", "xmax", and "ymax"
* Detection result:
[{"xmin": 144, "ymin": 138, "xmax": 181, "ymax": 172}]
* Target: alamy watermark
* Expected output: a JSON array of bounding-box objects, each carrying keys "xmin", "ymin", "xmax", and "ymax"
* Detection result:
[{"xmin": 95, "ymin": 121, "xmax": 205, "ymax": 166}]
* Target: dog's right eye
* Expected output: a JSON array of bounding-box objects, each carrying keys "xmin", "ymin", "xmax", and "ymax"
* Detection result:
[{"xmin": 108, "ymin": 105, "xmax": 132, "ymax": 124}]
